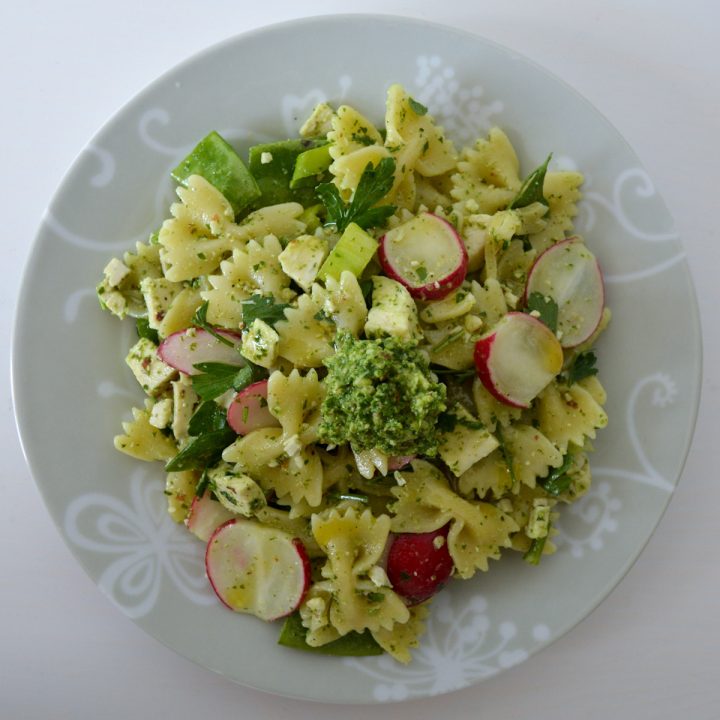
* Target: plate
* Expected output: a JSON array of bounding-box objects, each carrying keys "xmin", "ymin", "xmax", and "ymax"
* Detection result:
[{"xmin": 12, "ymin": 14, "xmax": 701, "ymax": 704}]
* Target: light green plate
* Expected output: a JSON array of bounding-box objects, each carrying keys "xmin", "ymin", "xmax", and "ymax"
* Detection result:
[{"xmin": 12, "ymin": 14, "xmax": 701, "ymax": 704}]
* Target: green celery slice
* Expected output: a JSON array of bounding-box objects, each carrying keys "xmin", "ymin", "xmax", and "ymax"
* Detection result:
[
  {"xmin": 171, "ymin": 131, "xmax": 260, "ymax": 216},
  {"xmin": 317, "ymin": 222, "xmax": 378, "ymax": 282}
]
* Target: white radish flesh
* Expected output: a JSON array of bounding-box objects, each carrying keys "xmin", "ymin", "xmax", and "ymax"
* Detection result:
[
  {"xmin": 379, "ymin": 212, "xmax": 468, "ymax": 300},
  {"xmin": 474, "ymin": 312, "xmax": 563, "ymax": 408},
  {"xmin": 186, "ymin": 493, "xmax": 236, "ymax": 542},
  {"xmin": 205, "ymin": 519, "xmax": 311, "ymax": 621},
  {"xmin": 525, "ymin": 238, "xmax": 605, "ymax": 347},
  {"xmin": 226, "ymin": 380, "xmax": 279, "ymax": 435},
  {"xmin": 158, "ymin": 328, "xmax": 243, "ymax": 375}
]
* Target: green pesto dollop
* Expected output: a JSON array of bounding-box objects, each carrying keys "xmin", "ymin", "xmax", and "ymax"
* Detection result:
[{"xmin": 319, "ymin": 332, "xmax": 447, "ymax": 456}]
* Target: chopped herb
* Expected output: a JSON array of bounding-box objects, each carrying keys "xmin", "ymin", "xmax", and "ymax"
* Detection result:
[
  {"xmin": 437, "ymin": 411, "xmax": 484, "ymax": 433},
  {"xmin": 314, "ymin": 308, "xmax": 335, "ymax": 324},
  {"xmin": 316, "ymin": 157, "xmax": 397, "ymax": 233},
  {"xmin": 408, "ymin": 97, "xmax": 428, "ymax": 116},
  {"xmin": 565, "ymin": 351, "xmax": 599, "ymax": 385},
  {"xmin": 416, "ymin": 265, "xmax": 428, "ymax": 282},
  {"xmin": 359, "ymin": 279, "xmax": 374, "ymax": 304},
  {"xmin": 188, "ymin": 401, "xmax": 229, "ymax": 436},
  {"xmin": 430, "ymin": 366, "xmax": 477, "ymax": 382},
  {"xmin": 366, "ymin": 592, "xmax": 385, "ymax": 603},
  {"xmin": 540, "ymin": 454, "xmax": 573, "ymax": 496},
  {"xmin": 241, "ymin": 293, "xmax": 290, "ymax": 328},
  {"xmin": 351, "ymin": 132, "xmax": 376, "ymax": 146},
  {"xmin": 526, "ymin": 292, "xmax": 558, "ymax": 332},
  {"xmin": 195, "ymin": 469, "xmax": 211, "ymax": 497},
  {"xmin": 192, "ymin": 301, "xmax": 236, "ymax": 348},
  {"xmin": 509, "ymin": 153, "xmax": 552, "ymax": 210},
  {"xmin": 165, "ymin": 426, "xmax": 236, "ymax": 472},
  {"xmin": 524, "ymin": 534, "xmax": 548, "ymax": 565},
  {"xmin": 191, "ymin": 362, "xmax": 263, "ymax": 402},
  {"xmin": 494, "ymin": 424, "xmax": 518, "ymax": 488},
  {"xmin": 135, "ymin": 317, "xmax": 159, "ymax": 344}
]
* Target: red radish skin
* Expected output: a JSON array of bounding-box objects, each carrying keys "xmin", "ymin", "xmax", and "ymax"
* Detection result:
[
  {"xmin": 185, "ymin": 493, "xmax": 236, "ymax": 542},
  {"xmin": 379, "ymin": 212, "xmax": 468, "ymax": 301},
  {"xmin": 388, "ymin": 455, "xmax": 415, "ymax": 471},
  {"xmin": 524, "ymin": 237, "xmax": 605, "ymax": 348},
  {"xmin": 158, "ymin": 327, "xmax": 243, "ymax": 375},
  {"xmin": 226, "ymin": 380, "xmax": 280, "ymax": 435},
  {"xmin": 474, "ymin": 312, "xmax": 564, "ymax": 409},
  {"xmin": 386, "ymin": 525, "xmax": 454, "ymax": 605},
  {"xmin": 205, "ymin": 519, "xmax": 311, "ymax": 621}
]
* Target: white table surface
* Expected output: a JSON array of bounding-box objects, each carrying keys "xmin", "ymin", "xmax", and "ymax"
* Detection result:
[{"xmin": 2, "ymin": 1, "xmax": 718, "ymax": 718}]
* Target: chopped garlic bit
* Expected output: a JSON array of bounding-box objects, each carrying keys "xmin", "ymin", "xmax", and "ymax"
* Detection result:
[
  {"xmin": 432, "ymin": 535, "xmax": 446, "ymax": 550},
  {"xmin": 260, "ymin": 151, "xmax": 273, "ymax": 164}
]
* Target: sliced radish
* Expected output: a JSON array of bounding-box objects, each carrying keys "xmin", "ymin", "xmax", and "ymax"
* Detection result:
[
  {"xmin": 474, "ymin": 312, "xmax": 563, "ymax": 408},
  {"xmin": 158, "ymin": 327, "xmax": 243, "ymax": 375},
  {"xmin": 379, "ymin": 212, "xmax": 468, "ymax": 300},
  {"xmin": 205, "ymin": 518, "xmax": 311, "ymax": 621},
  {"xmin": 386, "ymin": 524, "xmax": 453, "ymax": 605},
  {"xmin": 525, "ymin": 238, "xmax": 605, "ymax": 348},
  {"xmin": 226, "ymin": 380, "xmax": 280, "ymax": 435},
  {"xmin": 186, "ymin": 492, "xmax": 236, "ymax": 542},
  {"xmin": 388, "ymin": 455, "xmax": 415, "ymax": 471}
]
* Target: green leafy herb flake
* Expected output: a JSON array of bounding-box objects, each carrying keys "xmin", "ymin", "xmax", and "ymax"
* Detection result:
[
  {"xmin": 241, "ymin": 293, "xmax": 290, "ymax": 328},
  {"xmin": 509, "ymin": 153, "xmax": 552, "ymax": 210},
  {"xmin": 136, "ymin": 317, "xmax": 159, "ymax": 345},
  {"xmin": 191, "ymin": 362, "xmax": 262, "ymax": 402},
  {"xmin": 165, "ymin": 426, "xmax": 236, "ymax": 472},
  {"xmin": 565, "ymin": 351, "xmax": 599, "ymax": 385},
  {"xmin": 408, "ymin": 97, "xmax": 428, "ymax": 116},
  {"xmin": 316, "ymin": 157, "xmax": 397, "ymax": 233},
  {"xmin": 526, "ymin": 291, "xmax": 559, "ymax": 333},
  {"xmin": 192, "ymin": 301, "xmax": 236, "ymax": 348}
]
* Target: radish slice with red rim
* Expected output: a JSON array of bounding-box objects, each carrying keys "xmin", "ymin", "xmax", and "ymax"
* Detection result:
[
  {"xmin": 158, "ymin": 327, "xmax": 243, "ymax": 374},
  {"xmin": 525, "ymin": 238, "xmax": 605, "ymax": 348},
  {"xmin": 186, "ymin": 493, "xmax": 236, "ymax": 542},
  {"xmin": 226, "ymin": 380, "xmax": 279, "ymax": 435},
  {"xmin": 379, "ymin": 212, "xmax": 468, "ymax": 300},
  {"xmin": 474, "ymin": 312, "xmax": 563, "ymax": 408},
  {"xmin": 205, "ymin": 518, "xmax": 311, "ymax": 621}
]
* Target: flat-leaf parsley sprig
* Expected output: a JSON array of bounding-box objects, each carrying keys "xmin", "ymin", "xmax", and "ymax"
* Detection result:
[{"xmin": 316, "ymin": 157, "xmax": 397, "ymax": 233}]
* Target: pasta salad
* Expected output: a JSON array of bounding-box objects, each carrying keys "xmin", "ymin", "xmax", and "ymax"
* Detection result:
[{"xmin": 97, "ymin": 84, "xmax": 609, "ymax": 663}]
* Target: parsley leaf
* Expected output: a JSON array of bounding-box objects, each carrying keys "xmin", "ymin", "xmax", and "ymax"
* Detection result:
[
  {"xmin": 241, "ymin": 293, "xmax": 290, "ymax": 328},
  {"xmin": 539, "ymin": 454, "xmax": 573, "ymax": 496},
  {"xmin": 565, "ymin": 351, "xmax": 599, "ymax": 385},
  {"xmin": 316, "ymin": 157, "xmax": 396, "ymax": 233},
  {"xmin": 191, "ymin": 361, "xmax": 265, "ymax": 402},
  {"xmin": 408, "ymin": 97, "xmax": 428, "ymax": 116},
  {"xmin": 526, "ymin": 292, "xmax": 559, "ymax": 333},
  {"xmin": 136, "ymin": 317, "xmax": 159, "ymax": 345},
  {"xmin": 188, "ymin": 400, "xmax": 228, "ymax": 436},
  {"xmin": 509, "ymin": 153, "xmax": 552, "ymax": 209},
  {"xmin": 192, "ymin": 301, "xmax": 236, "ymax": 348},
  {"xmin": 164, "ymin": 426, "xmax": 236, "ymax": 472}
]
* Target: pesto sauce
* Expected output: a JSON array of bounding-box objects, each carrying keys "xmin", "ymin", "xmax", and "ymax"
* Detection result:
[{"xmin": 319, "ymin": 333, "xmax": 446, "ymax": 456}]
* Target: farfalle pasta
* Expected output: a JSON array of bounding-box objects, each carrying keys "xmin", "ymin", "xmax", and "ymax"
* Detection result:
[{"xmin": 97, "ymin": 83, "xmax": 609, "ymax": 664}]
